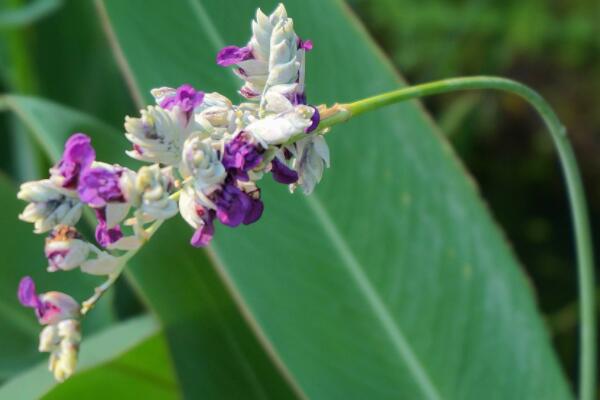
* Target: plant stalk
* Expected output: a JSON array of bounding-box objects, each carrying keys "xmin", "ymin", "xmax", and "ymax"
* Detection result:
[{"xmin": 322, "ymin": 76, "xmax": 595, "ymax": 400}]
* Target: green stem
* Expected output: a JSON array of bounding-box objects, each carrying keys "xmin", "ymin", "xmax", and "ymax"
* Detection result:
[{"xmin": 326, "ymin": 76, "xmax": 595, "ymax": 399}]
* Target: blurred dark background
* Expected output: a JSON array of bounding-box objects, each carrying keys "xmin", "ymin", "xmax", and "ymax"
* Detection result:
[{"xmin": 1, "ymin": 0, "xmax": 598, "ymax": 387}]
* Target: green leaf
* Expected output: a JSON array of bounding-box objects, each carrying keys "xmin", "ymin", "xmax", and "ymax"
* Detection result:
[
  {"xmin": 0, "ymin": 171, "xmax": 113, "ymax": 381},
  {"xmin": 0, "ymin": 315, "xmax": 166, "ymax": 399},
  {"xmin": 0, "ymin": 0, "xmax": 63, "ymax": 29},
  {"xmin": 1, "ymin": 94, "xmax": 299, "ymax": 398},
  {"xmin": 43, "ymin": 333, "xmax": 178, "ymax": 399},
  {"xmin": 99, "ymin": 1, "xmax": 572, "ymax": 399}
]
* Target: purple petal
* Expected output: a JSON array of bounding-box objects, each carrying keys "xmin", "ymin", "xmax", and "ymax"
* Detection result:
[
  {"xmin": 55, "ymin": 133, "xmax": 96, "ymax": 189},
  {"xmin": 243, "ymin": 198, "xmax": 264, "ymax": 225},
  {"xmin": 298, "ymin": 38, "xmax": 313, "ymax": 51},
  {"xmin": 159, "ymin": 84, "xmax": 205, "ymax": 115},
  {"xmin": 190, "ymin": 214, "xmax": 215, "ymax": 247},
  {"xmin": 306, "ymin": 106, "xmax": 320, "ymax": 133},
  {"xmin": 222, "ymin": 132, "xmax": 263, "ymax": 181},
  {"xmin": 271, "ymin": 158, "xmax": 298, "ymax": 184},
  {"xmin": 78, "ymin": 167, "xmax": 124, "ymax": 208},
  {"xmin": 216, "ymin": 45, "xmax": 253, "ymax": 67},
  {"xmin": 18, "ymin": 276, "xmax": 40, "ymax": 309},
  {"xmin": 94, "ymin": 208, "xmax": 123, "ymax": 247},
  {"xmin": 215, "ymin": 183, "xmax": 251, "ymax": 227}
]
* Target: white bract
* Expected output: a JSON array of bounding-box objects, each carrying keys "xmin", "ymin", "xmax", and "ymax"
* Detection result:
[
  {"xmin": 18, "ymin": 180, "xmax": 82, "ymax": 234},
  {"xmin": 291, "ymin": 135, "xmax": 330, "ymax": 195}
]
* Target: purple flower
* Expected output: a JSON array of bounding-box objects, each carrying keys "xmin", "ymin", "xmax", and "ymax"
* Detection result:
[
  {"xmin": 214, "ymin": 183, "xmax": 251, "ymax": 227},
  {"xmin": 190, "ymin": 208, "xmax": 215, "ymax": 247},
  {"xmin": 298, "ymin": 38, "xmax": 313, "ymax": 51},
  {"xmin": 18, "ymin": 276, "xmax": 44, "ymax": 315},
  {"xmin": 159, "ymin": 84, "xmax": 205, "ymax": 117},
  {"xmin": 53, "ymin": 133, "xmax": 95, "ymax": 189},
  {"xmin": 306, "ymin": 106, "xmax": 320, "ymax": 133},
  {"xmin": 244, "ymin": 197, "xmax": 264, "ymax": 225},
  {"xmin": 78, "ymin": 167, "xmax": 125, "ymax": 208},
  {"xmin": 222, "ymin": 132, "xmax": 264, "ymax": 181},
  {"xmin": 94, "ymin": 208, "xmax": 123, "ymax": 247},
  {"xmin": 17, "ymin": 277, "xmax": 79, "ymax": 325},
  {"xmin": 271, "ymin": 157, "xmax": 298, "ymax": 184},
  {"xmin": 216, "ymin": 46, "xmax": 253, "ymax": 67}
]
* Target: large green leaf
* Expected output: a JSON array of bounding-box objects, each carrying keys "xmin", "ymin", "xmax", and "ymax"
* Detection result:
[
  {"xmin": 44, "ymin": 334, "xmax": 178, "ymax": 399},
  {"xmin": 1, "ymin": 94, "xmax": 299, "ymax": 398},
  {"xmin": 0, "ymin": 168, "xmax": 113, "ymax": 381},
  {"xmin": 0, "ymin": 315, "xmax": 167, "ymax": 399},
  {"xmin": 99, "ymin": 1, "xmax": 571, "ymax": 399}
]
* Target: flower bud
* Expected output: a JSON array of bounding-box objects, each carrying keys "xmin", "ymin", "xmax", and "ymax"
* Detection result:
[
  {"xmin": 180, "ymin": 135, "xmax": 226, "ymax": 192},
  {"xmin": 45, "ymin": 226, "xmax": 90, "ymax": 272},
  {"xmin": 42, "ymin": 319, "xmax": 81, "ymax": 382},
  {"xmin": 18, "ymin": 180, "xmax": 82, "ymax": 234},
  {"xmin": 120, "ymin": 165, "xmax": 177, "ymax": 221}
]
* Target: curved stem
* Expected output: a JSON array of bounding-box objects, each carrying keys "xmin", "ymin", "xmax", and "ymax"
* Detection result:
[{"xmin": 324, "ymin": 76, "xmax": 595, "ymax": 399}]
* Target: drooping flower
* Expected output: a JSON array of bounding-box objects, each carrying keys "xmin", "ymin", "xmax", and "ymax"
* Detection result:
[
  {"xmin": 40, "ymin": 319, "xmax": 81, "ymax": 382},
  {"xmin": 45, "ymin": 226, "xmax": 90, "ymax": 272},
  {"xmin": 50, "ymin": 134, "xmax": 95, "ymax": 189},
  {"xmin": 18, "ymin": 277, "xmax": 80, "ymax": 325},
  {"xmin": 18, "ymin": 179, "xmax": 83, "ymax": 234}
]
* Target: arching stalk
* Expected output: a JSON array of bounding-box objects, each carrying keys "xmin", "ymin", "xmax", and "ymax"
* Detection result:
[{"xmin": 321, "ymin": 76, "xmax": 595, "ymax": 400}]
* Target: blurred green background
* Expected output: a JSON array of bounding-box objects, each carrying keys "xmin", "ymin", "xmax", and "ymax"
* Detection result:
[{"xmin": 0, "ymin": 0, "xmax": 598, "ymax": 394}]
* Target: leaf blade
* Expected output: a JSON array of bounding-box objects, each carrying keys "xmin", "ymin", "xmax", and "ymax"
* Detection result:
[{"xmin": 99, "ymin": 1, "xmax": 572, "ymax": 399}]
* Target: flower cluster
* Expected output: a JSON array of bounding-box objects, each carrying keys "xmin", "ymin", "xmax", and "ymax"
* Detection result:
[{"xmin": 15, "ymin": 4, "xmax": 330, "ymax": 382}]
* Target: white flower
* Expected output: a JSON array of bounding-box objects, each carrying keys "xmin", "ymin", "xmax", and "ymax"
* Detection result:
[
  {"xmin": 18, "ymin": 179, "xmax": 82, "ymax": 234},
  {"xmin": 124, "ymin": 106, "xmax": 210, "ymax": 165},
  {"xmin": 120, "ymin": 165, "xmax": 178, "ymax": 221},
  {"xmin": 180, "ymin": 135, "xmax": 226, "ymax": 193},
  {"xmin": 179, "ymin": 183, "xmax": 214, "ymax": 229},
  {"xmin": 245, "ymin": 94, "xmax": 315, "ymax": 145},
  {"xmin": 45, "ymin": 226, "xmax": 91, "ymax": 272},
  {"xmin": 219, "ymin": 4, "xmax": 307, "ymax": 104},
  {"xmin": 290, "ymin": 135, "xmax": 330, "ymax": 195},
  {"xmin": 40, "ymin": 319, "xmax": 81, "ymax": 382}
]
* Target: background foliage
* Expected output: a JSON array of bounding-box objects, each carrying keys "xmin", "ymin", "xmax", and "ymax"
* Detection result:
[{"xmin": 0, "ymin": 0, "xmax": 597, "ymax": 398}]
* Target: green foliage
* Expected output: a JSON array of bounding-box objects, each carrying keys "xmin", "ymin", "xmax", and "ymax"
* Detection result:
[
  {"xmin": 0, "ymin": 0, "xmax": 584, "ymax": 398},
  {"xmin": 0, "ymin": 315, "xmax": 168, "ymax": 399}
]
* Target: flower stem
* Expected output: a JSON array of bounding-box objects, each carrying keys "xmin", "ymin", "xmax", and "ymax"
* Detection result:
[
  {"xmin": 324, "ymin": 76, "xmax": 595, "ymax": 399},
  {"xmin": 81, "ymin": 218, "xmax": 164, "ymax": 315}
]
